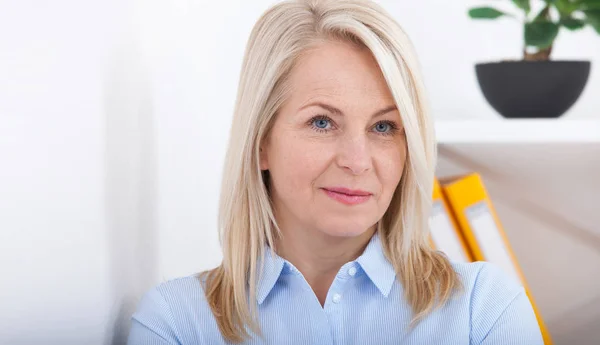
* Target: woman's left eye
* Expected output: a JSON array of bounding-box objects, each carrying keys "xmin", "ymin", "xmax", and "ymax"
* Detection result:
[
  {"xmin": 374, "ymin": 122, "xmax": 390, "ymax": 132},
  {"xmin": 373, "ymin": 121, "xmax": 397, "ymax": 135}
]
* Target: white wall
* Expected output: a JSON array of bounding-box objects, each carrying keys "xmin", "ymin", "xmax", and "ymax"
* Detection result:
[
  {"xmin": 0, "ymin": 0, "xmax": 153, "ymax": 344},
  {"xmin": 1, "ymin": 0, "xmax": 598, "ymax": 344}
]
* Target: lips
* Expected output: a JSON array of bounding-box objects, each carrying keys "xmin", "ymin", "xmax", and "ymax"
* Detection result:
[{"xmin": 321, "ymin": 187, "xmax": 372, "ymax": 205}]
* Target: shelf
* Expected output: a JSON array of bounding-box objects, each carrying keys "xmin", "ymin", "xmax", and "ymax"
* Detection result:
[
  {"xmin": 434, "ymin": 119, "xmax": 600, "ymax": 331},
  {"xmin": 435, "ymin": 119, "xmax": 600, "ymax": 144},
  {"xmin": 434, "ymin": 118, "xmax": 599, "ymax": 254},
  {"xmin": 434, "ymin": 120, "xmax": 599, "ymax": 210},
  {"xmin": 434, "ymin": 120, "xmax": 599, "ymax": 235}
]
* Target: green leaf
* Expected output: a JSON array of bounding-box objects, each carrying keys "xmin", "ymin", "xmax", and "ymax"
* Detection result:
[
  {"xmin": 525, "ymin": 21, "xmax": 560, "ymax": 48},
  {"xmin": 468, "ymin": 7, "xmax": 508, "ymax": 19},
  {"xmin": 560, "ymin": 17, "xmax": 586, "ymax": 30},
  {"xmin": 555, "ymin": 0, "xmax": 582, "ymax": 15},
  {"xmin": 581, "ymin": 0, "xmax": 600, "ymax": 10},
  {"xmin": 512, "ymin": 0, "xmax": 531, "ymax": 14},
  {"xmin": 584, "ymin": 9, "xmax": 600, "ymax": 34}
]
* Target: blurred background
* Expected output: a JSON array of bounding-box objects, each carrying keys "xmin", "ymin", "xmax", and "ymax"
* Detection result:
[{"xmin": 0, "ymin": 0, "xmax": 598, "ymax": 344}]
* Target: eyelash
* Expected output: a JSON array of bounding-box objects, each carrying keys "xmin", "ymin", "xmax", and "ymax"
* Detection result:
[{"xmin": 307, "ymin": 115, "xmax": 399, "ymax": 136}]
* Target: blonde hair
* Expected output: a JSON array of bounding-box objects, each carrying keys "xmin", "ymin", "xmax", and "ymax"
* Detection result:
[{"xmin": 200, "ymin": 0, "xmax": 460, "ymax": 342}]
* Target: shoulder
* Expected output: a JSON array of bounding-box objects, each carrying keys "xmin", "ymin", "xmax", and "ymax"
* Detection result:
[
  {"xmin": 128, "ymin": 273, "xmax": 213, "ymax": 344},
  {"xmin": 134, "ymin": 273, "xmax": 208, "ymax": 317},
  {"xmin": 152, "ymin": 273, "xmax": 208, "ymax": 308},
  {"xmin": 451, "ymin": 260, "xmax": 525, "ymax": 315},
  {"xmin": 451, "ymin": 260, "xmax": 524, "ymax": 300},
  {"xmin": 450, "ymin": 261, "xmax": 543, "ymax": 344}
]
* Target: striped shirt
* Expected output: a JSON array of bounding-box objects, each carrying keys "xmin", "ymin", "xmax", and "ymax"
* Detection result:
[{"xmin": 127, "ymin": 234, "xmax": 544, "ymax": 344}]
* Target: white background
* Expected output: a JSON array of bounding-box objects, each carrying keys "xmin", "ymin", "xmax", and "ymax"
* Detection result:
[{"xmin": 1, "ymin": 0, "xmax": 598, "ymax": 344}]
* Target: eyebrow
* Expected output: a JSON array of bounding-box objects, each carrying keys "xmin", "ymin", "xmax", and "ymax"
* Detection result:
[{"xmin": 299, "ymin": 101, "xmax": 398, "ymax": 118}]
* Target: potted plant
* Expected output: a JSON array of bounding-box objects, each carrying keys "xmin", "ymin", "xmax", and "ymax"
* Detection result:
[{"xmin": 468, "ymin": 0, "xmax": 600, "ymax": 118}]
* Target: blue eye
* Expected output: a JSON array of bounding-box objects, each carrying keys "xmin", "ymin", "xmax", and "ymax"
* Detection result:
[
  {"xmin": 373, "ymin": 121, "xmax": 398, "ymax": 136},
  {"xmin": 310, "ymin": 116, "xmax": 332, "ymax": 131},
  {"xmin": 375, "ymin": 122, "xmax": 390, "ymax": 133},
  {"xmin": 314, "ymin": 118, "xmax": 329, "ymax": 129}
]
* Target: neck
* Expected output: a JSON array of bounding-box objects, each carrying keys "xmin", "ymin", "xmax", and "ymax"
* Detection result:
[{"xmin": 274, "ymin": 222, "xmax": 376, "ymax": 306}]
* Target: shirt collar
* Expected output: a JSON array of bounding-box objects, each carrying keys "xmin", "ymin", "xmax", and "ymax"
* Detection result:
[
  {"xmin": 256, "ymin": 246, "xmax": 286, "ymax": 305},
  {"xmin": 255, "ymin": 232, "xmax": 397, "ymax": 305},
  {"xmin": 355, "ymin": 232, "xmax": 397, "ymax": 297}
]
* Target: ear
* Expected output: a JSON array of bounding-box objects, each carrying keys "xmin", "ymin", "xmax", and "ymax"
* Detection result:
[{"xmin": 259, "ymin": 146, "xmax": 269, "ymax": 171}]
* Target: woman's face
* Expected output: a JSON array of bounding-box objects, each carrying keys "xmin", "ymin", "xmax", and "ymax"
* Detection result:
[{"xmin": 260, "ymin": 40, "xmax": 407, "ymax": 239}]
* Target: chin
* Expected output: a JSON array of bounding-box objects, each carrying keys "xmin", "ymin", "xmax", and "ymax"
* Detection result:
[{"xmin": 316, "ymin": 217, "xmax": 376, "ymax": 238}]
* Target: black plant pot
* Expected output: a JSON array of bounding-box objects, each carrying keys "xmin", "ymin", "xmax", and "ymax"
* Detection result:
[{"xmin": 475, "ymin": 61, "xmax": 591, "ymax": 118}]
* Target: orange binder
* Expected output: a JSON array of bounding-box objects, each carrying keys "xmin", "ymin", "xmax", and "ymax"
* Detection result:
[
  {"xmin": 429, "ymin": 179, "xmax": 472, "ymax": 263},
  {"xmin": 439, "ymin": 173, "xmax": 552, "ymax": 345}
]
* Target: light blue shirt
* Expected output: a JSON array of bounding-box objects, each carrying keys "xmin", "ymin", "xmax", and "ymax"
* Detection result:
[{"xmin": 127, "ymin": 234, "xmax": 544, "ymax": 344}]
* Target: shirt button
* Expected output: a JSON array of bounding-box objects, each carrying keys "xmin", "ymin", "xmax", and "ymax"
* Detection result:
[
  {"xmin": 348, "ymin": 267, "xmax": 357, "ymax": 277},
  {"xmin": 332, "ymin": 293, "xmax": 342, "ymax": 304}
]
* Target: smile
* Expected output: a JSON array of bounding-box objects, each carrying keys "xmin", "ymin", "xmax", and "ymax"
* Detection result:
[{"xmin": 321, "ymin": 187, "xmax": 372, "ymax": 205}]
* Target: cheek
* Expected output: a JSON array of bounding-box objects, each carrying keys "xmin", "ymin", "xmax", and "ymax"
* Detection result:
[
  {"xmin": 269, "ymin": 133, "xmax": 329, "ymax": 198},
  {"xmin": 377, "ymin": 142, "xmax": 407, "ymax": 197}
]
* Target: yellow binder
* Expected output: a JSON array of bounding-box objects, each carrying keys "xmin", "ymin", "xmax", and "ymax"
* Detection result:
[
  {"xmin": 429, "ymin": 179, "xmax": 473, "ymax": 263},
  {"xmin": 439, "ymin": 173, "xmax": 552, "ymax": 345}
]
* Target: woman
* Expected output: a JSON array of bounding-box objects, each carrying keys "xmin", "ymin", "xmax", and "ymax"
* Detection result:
[{"xmin": 128, "ymin": 0, "xmax": 544, "ymax": 344}]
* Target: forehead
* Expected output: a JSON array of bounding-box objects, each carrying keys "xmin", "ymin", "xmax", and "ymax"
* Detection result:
[{"xmin": 286, "ymin": 40, "xmax": 395, "ymax": 106}]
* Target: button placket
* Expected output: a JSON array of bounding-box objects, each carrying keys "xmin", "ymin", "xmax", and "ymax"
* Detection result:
[{"xmin": 324, "ymin": 268, "xmax": 354, "ymax": 345}]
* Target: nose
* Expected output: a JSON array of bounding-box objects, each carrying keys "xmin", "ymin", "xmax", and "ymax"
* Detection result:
[{"xmin": 336, "ymin": 132, "xmax": 372, "ymax": 175}]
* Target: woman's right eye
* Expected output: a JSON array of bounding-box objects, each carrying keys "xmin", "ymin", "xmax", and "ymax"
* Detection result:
[{"xmin": 309, "ymin": 115, "xmax": 333, "ymax": 132}]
